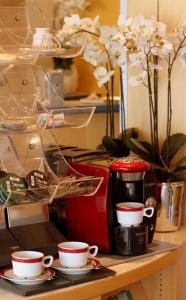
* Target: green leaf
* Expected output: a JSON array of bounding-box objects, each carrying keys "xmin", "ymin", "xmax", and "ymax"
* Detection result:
[
  {"xmin": 174, "ymin": 156, "xmax": 186, "ymax": 168},
  {"xmin": 161, "ymin": 133, "xmax": 186, "ymax": 163},
  {"xmin": 173, "ymin": 165, "xmax": 186, "ymax": 173},
  {"xmin": 102, "ymin": 136, "xmax": 123, "ymax": 157},
  {"xmin": 126, "ymin": 138, "xmax": 152, "ymax": 162},
  {"xmin": 139, "ymin": 141, "xmax": 154, "ymax": 153},
  {"xmin": 97, "ymin": 144, "xmax": 106, "ymax": 151},
  {"xmin": 118, "ymin": 127, "xmax": 138, "ymax": 141}
]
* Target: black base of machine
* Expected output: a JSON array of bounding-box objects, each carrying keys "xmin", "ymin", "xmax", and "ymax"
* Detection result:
[{"xmin": 113, "ymin": 224, "xmax": 148, "ymax": 256}]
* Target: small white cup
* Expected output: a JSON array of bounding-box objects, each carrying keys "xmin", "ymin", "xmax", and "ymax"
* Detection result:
[
  {"xmin": 11, "ymin": 251, "xmax": 53, "ymax": 278},
  {"xmin": 58, "ymin": 241, "xmax": 98, "ymax": 268},
  {"xmin": 33, "ymin": 28, "xmax": 53, "ymax": 48},
  {"xmin": 116, "ymin": 202, "xmax": 154, "ymax": 227}
]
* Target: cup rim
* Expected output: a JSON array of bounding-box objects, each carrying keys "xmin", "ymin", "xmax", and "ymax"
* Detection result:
[
  {"xmin": 116, "ymin": 202, "xmax": 144, "ymax": 212},
  {"xmin": 11, "ymin": 251, "xmax": 44, "ymax": 263},
  {"xmin": 58, "ymin": 241, "xmax": 89, "ymax": 253}
]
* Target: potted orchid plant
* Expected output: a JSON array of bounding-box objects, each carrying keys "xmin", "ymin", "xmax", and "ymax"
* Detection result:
[
  {"xmin": 57, "ymin": 13, "xmax": 137, "ymax": 155},
  {"xmin": 124, "ymin": 16, "xmax": 186, "ymax": 183},
  {"xmin": 57, "ymin": 14, "xmax": 186, "ymax": 182}
]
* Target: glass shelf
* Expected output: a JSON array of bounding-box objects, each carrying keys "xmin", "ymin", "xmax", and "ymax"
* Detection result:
[
  {"xmin": 41, "ymin": 107, "xmax": 96, "ymax": 129},
  {"xmin": 0, "ymin": 3, "xmax": 84, "ymax": 65},
  {"xmin": 0, "ymin": 115, "xmax": 49, "ymax": 133},
  {"xmin": 23, "ymin": 45, "xmax": 84, "ymax": 59},
  {"xmin": 0, "ymin": 46, "xmax": 38, "ymax": 66},
  {"xmin": 0, "ymin": 0, "xmax": 103, "ymax": 206},
  {"xmin": 0, "ymin": 67, "xmax": 96, "ymax": 129}
]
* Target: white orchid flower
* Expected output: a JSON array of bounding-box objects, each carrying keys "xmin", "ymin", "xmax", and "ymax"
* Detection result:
[
  {"xmin": 129, "ymin": 52, "xmax": 146, "ymax": 66},
  {"xmin": 62, "ymin": 23, "xmax": 78, "ymax": 35},
  {"xmin": 178, "ymin": 47, "xmax": 186, "ymax": 67},
  {"xmin": 80, "ymin": 16, "xmax": 100, "ymax": 33},
  {"xmin": 156, "ymin": 21, "xmax": 167, "ymax": 37},
  {"xmin": 117, "ymin": 51, "xmax": 127, "ymax": 66},
  {"xmin": 179, "ymin": 56, "xmax": 186, "ymax": 67},
  {"xmin": 100, "ymin": 26, "xmax": 119, "ymax": 49},
  {"xmin": 129, "ymin": 71, "xmax": 147, "ymax": 86},
  {"xmin": 152, "ymin": 39, "xmax": 172, "ymax": 55},
  {"xmin": 178, "ymin": 46, "xmax": 186, "ymax": 56},
  {"xmin": 64, "ymin": 14, "xmax": 81, "ymax": 26},
  {"xmin": 56, "ymin": 29, "xmax": 67, "ymax": 43},
  {"xmin": 67, "ymin": 32, "xmax": 91, "ymax": 47},
  {"xmin": 83, "ymin": 43, "xmax": 108, "ymax": 66},
  {"xmin": 119, "ymin": 16, "xmax": 133, "ymax": 30},
  {"xmin": 107, "ymin": 41, "xmax": 127, "ymax": 67},
  {"xmin": 62, "ymin": 14, "xmax": 81, "ymax": 35},
  {"xmin": 94, "ymin": 66, "xmax": 115, "ymax": 87},
  {"xmin": 108, "ymin": 40, "xmax": 123, "ymax": 56}
]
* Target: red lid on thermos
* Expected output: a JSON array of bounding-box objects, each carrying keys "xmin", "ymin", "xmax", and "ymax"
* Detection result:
[{"xmin": 109, "ymin": 156, "xmax": 150, "ymax": 173}]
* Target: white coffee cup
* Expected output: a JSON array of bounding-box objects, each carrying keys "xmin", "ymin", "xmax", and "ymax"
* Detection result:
[
  {"xmin": 116, "ymin": 202, "xmax": 154, "ymax": 227},
  {"xmin": 58, "ymin": 241, "xmax": 98, "ymax": 268},
  {"xmin": 32, "ymin": 28, "xmax": 53, "ymax": 48},
  {"xmin": 11, "ymin": 251, "xmax": 53, "ymax": 278},
  {"xmin": 32, "ymin": 28, "xmax": 61, "ymax": 49}
]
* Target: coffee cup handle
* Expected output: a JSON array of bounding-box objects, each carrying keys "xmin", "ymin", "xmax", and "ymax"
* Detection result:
[
  {"xmin": 144, "ymin": 207, "xmax": 154, "ymax": 218},
  {"xmin": 88, "ymin": 246, "xmax": 98, "ymax": 258},
  {"xmin": 43, "ymin": 255, "xmax": 53, "ymax": 268}
]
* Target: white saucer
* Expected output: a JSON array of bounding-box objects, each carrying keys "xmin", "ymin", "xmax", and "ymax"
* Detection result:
[
  {"xmin": 0, "ymin": 268, "xmax": 55, "ymax": 285},
  {"xmin": 51, "ymin": 258, "xmax": 101, "ymax": 275}
]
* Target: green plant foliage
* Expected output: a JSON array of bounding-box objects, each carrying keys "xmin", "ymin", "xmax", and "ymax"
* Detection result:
[
  {"xmin": 126, "ymin": 134, "xmax": 186, "ymax": 182},
  {"xmin": 97, "ymin": 128, "xmax": 138, "ymax": 157}
]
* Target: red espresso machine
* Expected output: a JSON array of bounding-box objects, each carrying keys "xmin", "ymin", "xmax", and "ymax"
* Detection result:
[
  {"xmin": 47, "ymin": 148, "xmax": 157, "ymax": 255},
  {"xmin": 65, "ymin": 160, "xmax": 113, "ymax": 254},
  {"xmin": 50, "ymin": 147, "xmax": 113, "ymax": 254}
]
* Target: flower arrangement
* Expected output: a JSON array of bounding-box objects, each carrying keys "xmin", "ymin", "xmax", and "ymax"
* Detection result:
[
  {"xmin": 57, "ymin": 14, "xmax": 128, "ymax": 142},
  {"xmin": 57, "ymin": 14, "xmax": 186, "ymax": 182},
  {"xmin": 53, "ymin": 0, "xmax": 90, "ymax": 70}
]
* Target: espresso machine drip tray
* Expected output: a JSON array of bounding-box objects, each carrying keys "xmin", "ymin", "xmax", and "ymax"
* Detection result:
[
  {"xmin": 0, "ymin": 229, "xmax": 23, "ymax": 268},
  {"xmin": 9, "ymin": 222, "xmax": 65, "ymax": 256},
  {"xmin": 0, "ymin": 209, "xmax": 23, "ymax": 269},
  {"xmin": 0, "ymin": 202, "xmax": 66, "ymax": 270},
  {"xmin": 6, "ymin": 202, "xmax": 66, "ymax": 256}
]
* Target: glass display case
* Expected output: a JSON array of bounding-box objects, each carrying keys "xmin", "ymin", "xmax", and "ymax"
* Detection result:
[{"xmin": 0, "ymin": 0, "xmax": 102, "ymax": 208}]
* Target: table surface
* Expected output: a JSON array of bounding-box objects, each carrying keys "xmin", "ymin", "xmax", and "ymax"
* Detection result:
[{"xmin": 1, "ymin": 227, "xmax": 186, "ymax": 300}]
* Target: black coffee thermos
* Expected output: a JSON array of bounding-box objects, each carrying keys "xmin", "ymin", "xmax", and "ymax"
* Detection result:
[{"xmin": 110, "ymin": 157, "xmax": 156, "ymax": 246}]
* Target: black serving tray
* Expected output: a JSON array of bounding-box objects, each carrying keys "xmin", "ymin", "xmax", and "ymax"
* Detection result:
[{"xmin": 0, "ymin": 266, "xmax": 115, "ymax": 297}]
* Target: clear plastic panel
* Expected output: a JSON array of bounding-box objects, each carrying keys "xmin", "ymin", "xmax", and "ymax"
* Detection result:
[
  {"xmin": 42, "ymin": 131, "xmax": 103, "ymax": 198},
  {"xmin": 0, "ymin": 185, "xmax": 58, "ymax": 208},
  {"xmin": 0, "ymin": 66, "xmax": 96, "ymax": 129},
  {"xmin": 0, "ymin": 132, "xmax": 103, "ymax": 205},
  {"xmin": 0, "ymin": 2, "xmax": 84, "ymax": 64}
]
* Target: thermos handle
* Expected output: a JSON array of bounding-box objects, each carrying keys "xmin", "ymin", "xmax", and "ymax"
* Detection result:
[{"xmin": 143, "ymin": 207, "xmax": 154, "ymax": 218}]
